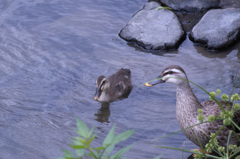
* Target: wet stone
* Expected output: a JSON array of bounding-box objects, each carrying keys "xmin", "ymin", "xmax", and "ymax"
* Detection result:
[
  {"xmin": 159, "ymin": 0, "xmax": 219, "ymax": 12},
  {"xmin": 119, "ymin": 1, "xmax": 185, "ymax": 50},
  {"xmin": 220, "ymin": 0, "xmax": 240, "ymax": 9},
  {"xmin": 189, "ymin": 8, "xmax": 240, "ymax": 50}
]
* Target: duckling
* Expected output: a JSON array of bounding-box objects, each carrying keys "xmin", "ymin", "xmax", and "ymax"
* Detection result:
[
  {"xmin": 94, "ymin": 68, "xmax": 133, "ymax": 103},
  {"xmin": 145, "ymin": 65, "xmax": 240, "ymax": 148}
]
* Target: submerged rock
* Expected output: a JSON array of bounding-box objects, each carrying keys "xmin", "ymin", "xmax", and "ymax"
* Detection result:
[
  {"xmin": 119, "ymin": 1, "xmax": 185, "ymax": 50},
  {"xmin": 189, "ymin": 8, "xmax": 240, "ymax": 50}
]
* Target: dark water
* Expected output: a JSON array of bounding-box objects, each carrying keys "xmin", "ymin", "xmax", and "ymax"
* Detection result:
[{"xmin": 0, "ymin": 0, "xmax": 240, "ymax": 159}]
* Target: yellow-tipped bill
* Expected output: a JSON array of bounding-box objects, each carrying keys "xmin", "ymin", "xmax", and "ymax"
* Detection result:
[
  {"xmin": 145, "ymin": 82, "xmax": 152, "ymax": 87},
  {"xmin": 94, "ymin": 96, "xmax": 99, "ymax": 101}
]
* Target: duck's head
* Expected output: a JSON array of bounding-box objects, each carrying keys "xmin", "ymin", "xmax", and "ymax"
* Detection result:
[
  {"xmin": 145, "ymin": 65, "xmax": 187, "ymax": 86},
  {"xmin": 94, "ymin": 75, "xmax": 110, "ymax": 101}
]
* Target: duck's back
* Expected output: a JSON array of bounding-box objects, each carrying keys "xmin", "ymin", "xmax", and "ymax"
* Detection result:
[{"xmin": 107, "ymin": 69, "xmax": 133, "ymax": 100}]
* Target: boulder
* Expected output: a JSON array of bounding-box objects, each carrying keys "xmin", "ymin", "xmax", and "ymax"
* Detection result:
[
  {"xmin": 119, "ymin": 1, "xmax": 185, "ymax": 50},
  {"xmin": 158, "ymin": 0, "xmax": 220, "ymax": 12},
  {"xmin": 220, "ymin": 0, "xmax": 240, "ymax": 9},
  {"xmin": 189, "ymin": 8, "xmax": 240, "ymax": 50}
]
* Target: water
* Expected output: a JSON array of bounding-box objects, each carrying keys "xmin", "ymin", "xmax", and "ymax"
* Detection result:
[{"xmin": 0, "ymin": 0, "xmax": 240, "ymax": 159}]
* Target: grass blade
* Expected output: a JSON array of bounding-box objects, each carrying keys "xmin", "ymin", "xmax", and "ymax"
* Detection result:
[
  {"xmin": 155, "ymin": 146, "xmax": 219, "ymax": 159},
  {"xmin": 153, "ymin": 121, "xmax": 209, "ymax": 141}
]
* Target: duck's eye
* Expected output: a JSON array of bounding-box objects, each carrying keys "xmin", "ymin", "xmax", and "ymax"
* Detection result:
[
  {"xmin": 100, "ymin": 80, "xmax": 106, "ymax": 90},
  {"xmin": 168, "ymin": 71, "xmax": 173, "ymax": 74},
  {"xmin": 163, "ymin": 71, "xmax": 173, "ymax": 76}
]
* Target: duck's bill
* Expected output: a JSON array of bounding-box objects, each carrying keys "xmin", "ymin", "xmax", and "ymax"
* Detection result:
[
  {"xmin": 94, "ymin": 88, "xmax": 101, "ymax": 101},
  {"xmin": 145, "ymin": 78, "xmax": 165, "ymax": 87},
  {"xmin": 94, "ymin": 96, "xmax": 99, "ymax": 101}
]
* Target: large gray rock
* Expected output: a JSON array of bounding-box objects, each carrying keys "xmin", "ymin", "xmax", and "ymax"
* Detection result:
[
  {"xmin": 189, "ymin": 8, "xmax": 240, "ymax": 50},
  {"xmin": 158, "ymin": 0, "xmax": 220, "ymax": 12},
  {"xmin": 220, "ymin": 0, "xmax": 240, "ymax": 8},
  {"xmin": 158, "ymin": 0, "xmax": 240, "ymax": 12},
  {"xmin": 119, "ymin": 2, "xmax": 185, "ymax": 50}
]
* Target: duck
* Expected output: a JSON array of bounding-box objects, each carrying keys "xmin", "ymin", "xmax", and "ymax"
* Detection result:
[
  {"xmin": 145, "ymin": 65, "xmax": 240, "ymax": 148},
  {"xmin": 94, "ymin": 68, "xmax": 133, "ymax": 103}
]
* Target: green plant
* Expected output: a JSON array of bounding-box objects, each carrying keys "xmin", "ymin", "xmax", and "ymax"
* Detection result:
[
  {"xmin": 194, "ymin": 89, "xmax": 240, "ymax": 159},
  {"xmin": 58, "ymin": 118, "xmax": 134, "ymax": 159}
]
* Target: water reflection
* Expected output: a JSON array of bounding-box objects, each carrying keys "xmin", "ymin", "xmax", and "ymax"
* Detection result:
[
  {"xmin": 94, "ymin": 103, "xmax": 110, "ymax": 123},
  {"xmin": 193, "ymin": 37, "xmax": 240, "ymax": 59}
]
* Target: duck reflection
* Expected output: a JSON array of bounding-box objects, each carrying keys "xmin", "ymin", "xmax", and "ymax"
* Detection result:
[{"xmin": 94, "ymin": 103, "xmax": 110, "ymax": 123}]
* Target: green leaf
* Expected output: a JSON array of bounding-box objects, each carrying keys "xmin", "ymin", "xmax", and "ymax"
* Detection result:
[
  {"xmin": 71, "ymin": 139, "xmax": 84, "ymax": 146},
  {"xmin": 76, "ymin": 118, "xmax": 89, "ymax": 138},
  {"xmin": 74, "ymin": 137, "xmax": 88, "ymax": 145},
  {"xmin": 62, "ymin": 150, "xmax": 74, "ymax": 158},
  {"xmin": 88, "ymin": 149, "xmax": 100, "ymax": 158},
  {"xmin": 112, "ymin": 144, "xmax": 133, "ymax": 159},
  {"xmin": 103, "ymin": 144, "xmax": 115, "ymax": 157},
  {"xmin": 113, "ymin": 130, "xmax": 134, "ymax": 144},
  {"xmin": 86, "ymin": 134, "xmax": 97, "ymax": 148},
  {"xmin": 75, "ymin": 149, "xmax": 85, "ymax": 157},
  {"xmin": 69, "ymin": 144, "xmax": 85, "ymax": 149},
  {"xmin": 88, "ymin": 127, "xmax": 95, "ymax": 138},
  {"xmin": 103, "ymin": 125, "xmax": 115, "ymax": 146},
  {"xmin": 92, "ymin": 146, "xmax": 105, "ymax": 151}
]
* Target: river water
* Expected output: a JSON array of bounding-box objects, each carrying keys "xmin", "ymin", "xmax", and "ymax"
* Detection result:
[{"xmin": 0, "ymin": 0, "xmax": 240, "ymax": 159}]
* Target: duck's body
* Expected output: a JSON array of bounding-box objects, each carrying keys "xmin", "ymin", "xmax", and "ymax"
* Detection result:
[
  {"xmin": 94, "ymin": 68, "xmax": 132, "ymax": 103},
  {"xmin": 146, "ymin": 65, "xmax": 240, "ymax": 147}
]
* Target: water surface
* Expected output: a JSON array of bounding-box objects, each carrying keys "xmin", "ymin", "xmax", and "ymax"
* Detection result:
[{"xmin": 0, "ymin": 0, "xmax": 240, "ymax": 159}]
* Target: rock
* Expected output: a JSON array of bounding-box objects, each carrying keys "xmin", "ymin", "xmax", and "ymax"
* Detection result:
[
  {"xmin": 158, "ymin": 0, "xmax": 220, "ymax": 12},
  {"xmin": 189, "ymin": 8, "xmax": 240, "ymax": 50},
  {"xmin": 119, "ymin": 1, "xmax": 185, "ymax": 50},
  {"xmin": 220, "ymin": 0, "xmax": 240, "ymax": 9}
]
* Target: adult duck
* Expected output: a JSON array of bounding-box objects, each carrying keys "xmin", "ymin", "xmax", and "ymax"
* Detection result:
[{"xmin": 145, "ymin": 65, "xmax": 240, "ymax": 148}]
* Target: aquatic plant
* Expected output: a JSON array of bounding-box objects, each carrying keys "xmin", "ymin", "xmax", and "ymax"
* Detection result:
[{"xmin": 58, "ymin": 118, "xmax": 134, "ymax": 159}]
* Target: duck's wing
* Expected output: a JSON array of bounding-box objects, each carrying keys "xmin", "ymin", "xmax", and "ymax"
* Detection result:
[
  {"xmin": 107, "ymin": 71, "xmax": 132, "ymax": 99},
  {"xmin": 201, "ymin": 100, "xmax": 240, "ymax": 132},
  {"xmin": 201, "ymin": 100, "xmax": 223, "ymax": 117},
  {"xmin": 201, "ymin": 101, "xmax": 236, "ymax": 116},
  {"xmin": 113, "ymin": 82, "xmax": 132, "ymax": 98},
  {"xmin": 200, "ymin": 101, "xmax": 240, "ymax": 146}
]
